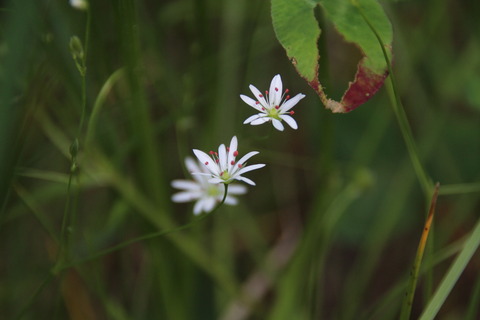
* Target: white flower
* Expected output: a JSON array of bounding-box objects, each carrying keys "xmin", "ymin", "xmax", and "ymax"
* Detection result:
[
  {"xmin": 172, "ymin": 157, "xmax": 248, "ymax": 215},
  {"xmin": 240, "ymin": 74, "xmax": 306, "ymax": 131},
  {"xmin": 192, "ymin": 136, "xmax": 265, "ymax": 186},
  {"xmin": 70, "ymin": 0, "xmax": 88, "ymax": 10}
]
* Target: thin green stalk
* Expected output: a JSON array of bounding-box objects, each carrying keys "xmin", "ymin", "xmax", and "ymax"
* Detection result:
[
  {"xmin": 419, "ymin": 216, "xmax": 480, "ymax": 320},
  {"xmin": 399, "ymin": 183, "xmax": 439, "ymax": 320},
  {"xmin": 55, "ymin": 185, "xmax": 229, "ymax": 272},
  {"xmin": 438, "ymin": 182, "xmax": 480, "ymax": 195},
  {"xmin": 85, "ymin": 68, "xmax": 125, "ymax": 146},
  {"xmin": 76, "ymin": 7, "xmax": 91, "ymax": 137},
  {"xmin": 58, "ymin": 4, "xmax": 92, "ymax": 266},
  {"xmin": 354, "ymin": 2, "xmax": 433, "ymax": 197},
  {"xmin": 57, "ymin": 171, "xmax": 74, "ymax": 264}
]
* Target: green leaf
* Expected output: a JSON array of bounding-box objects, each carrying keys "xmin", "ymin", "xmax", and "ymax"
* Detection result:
[{"xmin": 271, "ymin": 0, "xmax": 393, "ymax": 113}]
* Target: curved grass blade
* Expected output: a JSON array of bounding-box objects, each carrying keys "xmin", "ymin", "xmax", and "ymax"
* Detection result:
[{"xmin": 399, "ymin": 183, "xmax": 440, "ymax": 320}]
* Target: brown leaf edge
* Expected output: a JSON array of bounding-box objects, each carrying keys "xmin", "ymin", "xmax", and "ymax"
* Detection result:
[
  {"xmin": 292, "ymin": 42, "xmax": 391, "ymax": 113},
  {"xmin": 303, "ymin": 58, "xmax": 389, "ymax": 113}
]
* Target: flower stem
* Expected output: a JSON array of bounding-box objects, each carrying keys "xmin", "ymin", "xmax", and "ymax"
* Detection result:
[{"xmin": 354, "ymin": 3, "xmax": 433, "ymax": 197}]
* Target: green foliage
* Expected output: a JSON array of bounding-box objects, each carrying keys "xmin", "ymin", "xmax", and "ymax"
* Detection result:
[
  {"xmin": 272, "ymin": 0, "xmax": 393, "ymax": 112},
  {"xmin": 0, "ymin": 0, "xmax": 479, "ymax": 319}
]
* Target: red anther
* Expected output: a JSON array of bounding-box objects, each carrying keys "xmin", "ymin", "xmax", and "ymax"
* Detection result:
[
  {"xmin": 233, "ymin": 150, "xmax": 239, "ymax": 157},
  {"xmin": 230, "ymin": 160, "xmax": 235, "ymax": 165},
  {"xmin": 220, "ymin": 172, "xmax": 224, "ymax": 176},
  {"xmin": 205, "ymin": 161, "xmax": 209, "ymax": 165},
  {"xmin": 255, "ymin": 101, "xmax": 260, "ymax": 104},
  {"xmin": 238, "ymin": 164, "xmax": 243, "ymax": 168},
  {"xmin": 290, "ymin": 111, "xmax": 295, "ymax": 115},
  {"xmin": 259, "ymin": 94, "xmax": 263, "ymax": 98},
  {"xmin": 285, "ymin": 89, "xmax": 289, "ymax": 93},
  {"xmin": 275, "ymin": 87, "xmax": 279, "ymax": 92},
  {"xmin": 286, "ymin": 95, "xmax": 290, "ymax": 100},
  {"xmin": 262, "ymin": 107, "xmax": 265, "ymax": 111},
  {"xmin": 275, "ymin": 105, "xmax": 279, "ymax": 109},
  {"xmin": 265, "ymin": 90, "xmax": 269, "ymax": 95},
  {"xmin": 226, "ymin": 147, "xmax": 230, "ymax": 152},
  {"xmin": 215, "ymin": 159, "xmax": 219, "ymax": 163},
  {"xmin": 209, "ymin": 151, "xmax": 214, "ymax": 155}
]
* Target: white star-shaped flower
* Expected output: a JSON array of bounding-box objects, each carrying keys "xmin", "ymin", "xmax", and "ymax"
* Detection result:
[
  {"xmin": 192, "ymin": 136, "xmax": 265, "ymax": 186},
  {"xmin": 240, "ymin": 74, "xmax": 306, "ymax": 131},
  {"xmin": 70, "ymin": 0, "xmax": 89, "ymax": 10},
  {"xmin": 171, "ymin": 157, "xmax": 248, "ymax": 215}
]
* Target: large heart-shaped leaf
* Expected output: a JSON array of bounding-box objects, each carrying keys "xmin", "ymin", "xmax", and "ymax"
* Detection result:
[{"xmin": 271, "ymin": 0, "xmax": 393, "ymax": 113}]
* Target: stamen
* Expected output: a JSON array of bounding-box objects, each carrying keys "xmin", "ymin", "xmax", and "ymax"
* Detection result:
[
  {"xmin": 205, "ymin": 161, "xmax": 209, "ymax": 165},
  {"xmin": 233, "ymin": 150, "xmax": 238, "ymax": 157},
  {"xmin": 259, "ymin": 94, "xmax": 263, "ymax": 98},
  {"xmin": 215, "ymin": 159, "xmax": 219, "ymax": 163},
  {"xmin": 231, "ymin": 160, "xmax": 235, "ymax": 165},
  {"xmin": 290, "ymin": 111, "xmax": 295, "ymax": 115},
  {"xmin": 275, "ymin": 105, "xmax": 279, "ymax": 109},
  {"xmin": 226, "ymin": 147, "xmax": 230, "ymax": 152},
  {"xmin": 238, "ymin": 164, "xmax": 243, "ymax": 168},
  {"xmin": 285, "ymin": 89, "xmax": 289, "ymax": 93},
  {"xmin": 262, "ymin": 107, "xmax": 265, "ymax": 111},
  {"xmin": 286, "ymin": 95, "xmax": 290, "ymax": 100},
  {"xmin": 255, "ymin": 101, "xmax": 260, "ymax": 105},
  {"xmin": 265, "ymin": 90, "xmax": 269, "ymax": 95},
  {"xmin": 275, "ymin": 87, "xmax": 278, "ymax": 92},
  {"xmin": 209, "ymin": 151, "xmax": 214, "ymax": 155}
]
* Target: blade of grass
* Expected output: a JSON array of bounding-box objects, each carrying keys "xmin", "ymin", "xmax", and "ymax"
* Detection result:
[
  {"xmin": 419, "ymin": 215, "xmax": 480, "ymax": 320},
  {"xmin": 399, "ymin": 183, "xmax": 439, "ymax": 320}
]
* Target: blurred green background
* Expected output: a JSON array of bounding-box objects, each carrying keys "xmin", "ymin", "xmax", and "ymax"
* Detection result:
[{"xmin": 1, "ymin": 0, "xmax": 479, "ymax": 319}]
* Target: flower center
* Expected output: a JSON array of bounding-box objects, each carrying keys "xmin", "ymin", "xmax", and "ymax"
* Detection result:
[
  {"xmin": 267, "ymin": 107, "xmax": 281, "ymax": 120},
  {"xmin": 220, "ymin": 170, "xmax": 232, "ymax": 182},
  {"xmin": 207, "ymin": 185, "xmax": 221, "ymax": 197}
]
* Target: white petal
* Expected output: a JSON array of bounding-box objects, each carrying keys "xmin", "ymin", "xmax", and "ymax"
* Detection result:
[
  {"xmin": 218, "ymin": 143, "xmax": 227, "ymax": 171},
  {"xmin": 249, "ymin": 85, "xmax": 268, "ymax": 108},
  {"xmin": 280, "ymin": 93, "xmax": 305, "ymax": 112},
  {"xmin": 272, "ymin": 119, "xmax": 284, "ymax": 131},
  {"xmin": 250, "ymin": 117, "xmax": 270, "ymax": 125},
  {"xmin": 193, "ymin": 199, "xmax": 205, "ymax": 215},
  {"xmin": 171, "ymin": 180, "xmax": 200, "ymax": 191},
  {"xmin": 236, "ymin": 151, "xmax": 259, "ymax": 166},
  {"xmin": 193, "ymin": 149, "xmax": 220, "ymax": 175},
  {"xmin": 236, "ymin": 176, "xmax": 256, "ymax": 186},
  {"xmin": 227, "ymin": 136, "xmax": 238, "ymax": 172},
  {"xmin": 228, "ymin": 184, "xmax": 248, "ymax": 195},
  {"xmin": 237, "ymin": 163, "xmax": 265, "ymax": 175},
  {"xmin": 280, "ymin": 114, "xmax": 298, "ymax": 129},
  {"xmin": 223, "ymin": 196, "xmax": 238, "ymax": 205},
  {"xmin": 209, "ymin": 177, "xmax": 224, "ymax": 184},
  {"xmin": 184, "ymin": 157, "xmax": 200, "ymax": 174},
  {"xmin": 202, "ymin": 197, "xmax": 216, "ymax": 213},
  {"xmin": 269, "ymin": 74, "xmax": 283, "ymax": 106},
  {"xmin": 240, "ymin": 95, "xmax": 264, "ymax": 112},
  {"xmin": 184, "ymin": 157, "xmax": 206, "ymax": 183},
  {"xmin": 191, "ymin": 172, "xmax": 212, "ymax": 177},
  {"xmin": 172, "ymin": 191, "xmax": 201, "ymax": 203},
  {"xmin": 244, "ymin": 114, "xmax": 263, "ymax": 124}
]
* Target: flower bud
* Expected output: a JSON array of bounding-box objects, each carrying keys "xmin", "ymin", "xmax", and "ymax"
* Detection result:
[{"xmin": 69, "ymin": 36, "xmax": 84, "ymax": 60}]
